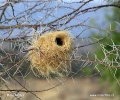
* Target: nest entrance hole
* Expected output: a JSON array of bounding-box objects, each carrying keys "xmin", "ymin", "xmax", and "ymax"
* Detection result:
[{"xmin": 55, "ymin": 37, "xmax": 63, "ymax": 46}]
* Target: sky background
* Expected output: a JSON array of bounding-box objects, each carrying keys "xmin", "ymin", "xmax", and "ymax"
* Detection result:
[{"xmin": 0, "ymin": 0, "xmax": 111, "ymax": 38}]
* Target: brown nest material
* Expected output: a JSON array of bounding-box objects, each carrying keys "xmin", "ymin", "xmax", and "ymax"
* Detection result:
[{"xmin": 27, "ymin": 31, "xmax": 73, "ymax": 77}]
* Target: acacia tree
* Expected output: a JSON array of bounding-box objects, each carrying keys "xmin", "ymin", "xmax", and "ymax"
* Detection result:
[
  {"xmin": 0, "ymin": 0, "xmax": 120, "ymax": 99},
  {"xmin": 94, "ymin": 0, "xmax": 120, "ymax": 96}
]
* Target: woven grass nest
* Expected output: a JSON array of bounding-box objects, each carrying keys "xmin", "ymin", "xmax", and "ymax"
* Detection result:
[{"xmin": 28, "ymin": 31, "xmax": 73, "ymax": 77}]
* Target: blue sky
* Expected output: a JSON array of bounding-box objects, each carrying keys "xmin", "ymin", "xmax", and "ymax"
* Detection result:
[
  {"xmin": 0, "ymin": 0, "xmax": 107, "ymax": 5},
  {"xmin": 0, "ymin": 0, "xmax": 110, "ymax": 38}
]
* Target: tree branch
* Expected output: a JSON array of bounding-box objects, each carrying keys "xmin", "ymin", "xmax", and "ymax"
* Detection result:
[
  {"xmin": 0, "ymin": 4, "xmax": 119, "ymax": 30},
  {"xmin": 0, "ymin": 3, "xmax": 9, "ymax": 21}
]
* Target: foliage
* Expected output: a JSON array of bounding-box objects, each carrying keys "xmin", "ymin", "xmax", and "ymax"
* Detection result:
[{"xmin": 94, "ymin": 7, "xmax": 120, "ymax": 95}]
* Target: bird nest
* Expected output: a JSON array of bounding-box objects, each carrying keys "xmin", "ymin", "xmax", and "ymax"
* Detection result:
[{"xmin": 27, "ymin": 31, "xmax": 73, "ymax": 77}]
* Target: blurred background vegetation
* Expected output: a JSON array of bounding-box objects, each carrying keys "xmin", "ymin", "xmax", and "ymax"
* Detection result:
[{"xmin": 84, "ymin": 0, "xmax": 120, "ymax": 97}]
